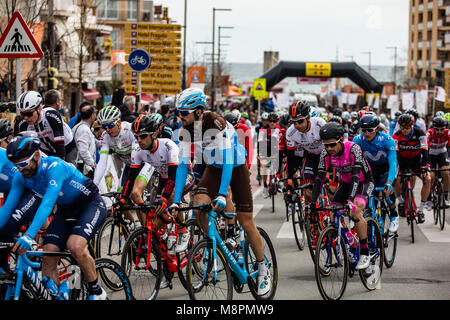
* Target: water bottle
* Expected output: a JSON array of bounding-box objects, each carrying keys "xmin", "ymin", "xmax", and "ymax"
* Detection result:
[
  {"xmin": 42, "ymin": 276, "xmax": 59, "ymax": 298},
  {"xmin": 350, "ymin": 229, "xmax": 359, "ymax": 248},
  {"xmin": 167, "ymin": 232, "xmax": 177, "ymax": 255},
  {"xmin": 346, "ymin": 244, "xmax": 356, "ymax": 263},
  {"xmin": 59, "ymin": 280, "xmax": 70, "ymax": 300}
]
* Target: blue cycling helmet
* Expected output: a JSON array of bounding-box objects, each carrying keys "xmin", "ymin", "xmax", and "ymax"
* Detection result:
[
  {"xmin": 360, "ymin": 114, "xmax": 380, "ymax": 129},
  {"xmin": 175, "ymin": 88, "xmax": 206, "ymax": 110},
  {"xmin": 6, "ymin": 131, "xmax": 41, "ymax": 163}
]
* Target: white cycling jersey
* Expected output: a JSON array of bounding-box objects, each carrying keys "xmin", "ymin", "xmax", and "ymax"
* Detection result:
[
  {"xmin": 286, "ymin": 116, "xmax": 326, "ymax": 155},
  {"xmin": 131, "ymin": 138, "xmax": 179, "ymax": 181}
]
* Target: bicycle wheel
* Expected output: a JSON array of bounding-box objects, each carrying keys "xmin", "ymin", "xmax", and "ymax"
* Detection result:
[
  {"xmin": 185, "ymin": 238, "xmax": 233, "ymax": 300},
  {"xmin": 432, "ymin": 184, "xmax": 439, "ymax": 225},
  {"xmin": 438, "ymin": 182, "xmax": 446, "ymax": 230},
  {"xmin": 292, "ymin": 202, "xmax": 306, "ymax": 251},
  {"xmin": 382, "ymin": 207, "xmax": 397, "ymax": 268},
  {"xmin": 96, "ymin": 216, "xmax": 130, "ymax": 264},
  {"xmin": 121, "ymin": 226, "xmax": 162, "ymax": 300},
  {"xmin": 244, "ymin": 227, "xmax": 278, "ymax": 300},
  {"xmin": 314, "ymin": 225, "xmax": 349, "ymax": 300},
  {"xmin": 359, "ymin": 218, "xmax": 384, "ymax": 291},
  {"xmin": 407, "ymin": 189, "xmax": 415, "ymax": 243}
]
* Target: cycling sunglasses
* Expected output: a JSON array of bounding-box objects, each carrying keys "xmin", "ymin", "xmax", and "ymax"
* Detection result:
[
  {"xmin": 435, "ymin": 127, "xmax": 445, "ymax": 131},
  {"xmin": 14, "ymin": 153, "xmax": 35, "ymax": 168},
  {"xmin": 400, "ymin": 125, "xmax": 412, "ymax": 130},
  {"xmin": 362, "ymin": 128, "xmax": 376, "ymax": 133},
  {"xmin": 269, "ymin": 119, "xmax": 279, "ymax": 123},
  {"xmin": 102, "ymin": 121, "xmax": 118, "ymax": 130},
  {"xmin": 323, "ymin": 140, "xmax": 340, "ymax": 148},
  {"xmin": 21, "ymin": 110, "xmax": 36, "ymax": 118},
  {"xmin": 178, "ymin": 109, "xmax": 196, "ymax": 117},
  {"xmin": 291, "ymin": 117, "xmax": 306, "ymax": 124},
  {"xmin": 134, "ymin": 133, "xmax": 151, "ymax": 140}
]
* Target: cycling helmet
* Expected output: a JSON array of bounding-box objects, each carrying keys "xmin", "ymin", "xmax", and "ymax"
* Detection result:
[
  {"xmin": 394, "ymin": 111, "xmax": 402, "ymax": 120},
  {"xmin": 6, "ymin": 131, "xmax": 40, "ymax": 163},
  {"xmin": 176, "ymin": 87, "xmax": 206, "ymax": 110},
  {"xmin": 351, "ymin": 111, "xmax": 358, "ymax": 119},
  {"xmin": 0, "ymin": 119, "xmax": 13, "ymax": 140},
  {"xmin": 328, "ymin": 116, "xmax": 342, "ymax": 125},
  {"xmin": 241, "ymin": 112, "xmax": 248, "ymax": 119},
  {"xmin": 268, "ymin": 112, "xmax": 280, "ymax": 122},
  {"xmin": 310, "ymin": 106, "xmax": 319, "ymax": 117},
  {"xmin": 379, "ymin": 114, "xmax": 387, "ymax": 123},
  {"xmin": 97, "ymin": 105, "xmax": 121, "ymax": 124},
  {"xmin": 360, "ymin": 114, "xmax": 380, "ymax": 129},
  {"xmin": 289, "ymin": 100, "xmax": 310, "ymax": 118},
  {"xmin": 406, "ymin": 108, "xmax": 418, "ymax": 119},
  {"xmin": 280, "ymin": 113, "xmax": 290, "ymax": 127},
  {"xmin": 436, "ymin": 111, "xmax": 445, "ymax": 118},
  {"xmin": 132, "ymin": 114, "xmax": 163, "ymax": 134},
  {"xmin": 224, "ymin": 112, "xmax": 241, "ymax": 127},
  {"xmin": 397, "ymin": 113, "xmax": 415, "ymax": 127},
  {"xmin": 432, "ymin": 116, "xmax": 447, "ymax": 129},
  {"xmin": 231, "ymin": 109, "xmax": 242, "ymax": 122},
  {"xmin": 445, "ymin": 113, "xmax": 450, "ymax": 122},
  {"xmin": 261, "ymin": 112, "xmax": 269, "ymax": 121},
  {"xmin": 357, "ymin": 109, "xmax": 367, "ymax": 120},
  {"xmin": 342, "ymin": 111, "xmax": 350, "ymax": 120},
  {"xmin": 320, "ymin": 112, "xmax": 328, "ymax": 122},
  {"xmin": 319, "ymin": 122, "xmax": 345, "ymax": 141},
  {"xmin": 17, "ymin": 91, "xmax": 43, "ymax": 112}
]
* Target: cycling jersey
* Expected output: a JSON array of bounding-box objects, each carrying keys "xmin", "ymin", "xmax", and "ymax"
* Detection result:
[
  {"xmin": 347, "ymin": 120, "xmax": 360, "ymax": 141},
  {"xmin": 173, "ymin": 112, "xmax": 246, "ymax": 203},
  {"xmin": 393, "ymin": 118, "xmax": 426, "ymax": 133},
  {"xmin": 0, "ymin": 156, "xmax": 100, "ymax": 239},
  {"xmin": 426, "ymin": 128, "xmax": 450, "ymax": 156},
  {"xmin": 392, "ymin": 127, "xmax": 428, "ymax": 167},
  {"xmin": 18, "ymin": 107, "xmax": 74, "ymax": 159},
  {"xmin": 257, "ymin": 125, "xmax": 286, "ymax": 157},
  {"xmin": 93, "ymin": 121, "xmax": 137, "ymax": 186},
  {"xmin": 235, "ymin": 122, "xmax": 253, "ymax": 169},
  {"xmin": 0, "ymin": 148, "xmax": 17, "ymax": 193},
  {"xmin": 389, "ymin": 119, "xmax": 397, "ymax": 136},
  {"xmin": 286, "ymin": 117, "xmax": 326, "ymax": 155},
  {"xmin": 311, "ymin": 141, "xmax": 373, "ymax": 204},
  {"xmin": 353, "ymin": 131, "xmax": 397, "ymax": 184}
]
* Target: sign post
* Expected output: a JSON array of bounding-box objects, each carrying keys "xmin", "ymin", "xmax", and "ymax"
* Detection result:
[
  {"xmin": 253, "ymin": 78, "xmax": 267, "ymax": 121},
  {"xmin": 0, "ymin": 11, "xmax": 44, "ymax": 100},
  {"xmin": 128, "ymin": 48, "xmax": 151, "ymax": 111}
]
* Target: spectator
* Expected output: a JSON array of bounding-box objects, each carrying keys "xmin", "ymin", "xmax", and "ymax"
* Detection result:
[
  {"xmin": 44, "ymin": 89, "xmax": 62, "ymax": 111},
  {"xmin": 69, "ymin": 101, "xmax": 91, "ymax": 128},
  {"xmin": 119, "ymin": 95, "xmax": 139, "ymax": 123}
]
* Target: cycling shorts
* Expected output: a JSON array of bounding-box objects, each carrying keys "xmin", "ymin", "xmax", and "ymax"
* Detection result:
[
  {"xmin": 194, "ymin": 164, "xmax": 253, "ymax": 212},
  {"xmin": 331, "ymin": 180, "xmax": 374, "ymax": 208},
  {"xmin": 398, "ymin": 156, "xmax": 421, "ymax": 174},
  {"xmin": 429, "ymin": 153, "xmax": 449, "ymax": 169},
  {"xmin": 301, "ymin": 152, "xmax": 320, "ymax": 185},
  {"xmin": 43, "ymin": 194, "xmax": 107, "ymax": 250}
]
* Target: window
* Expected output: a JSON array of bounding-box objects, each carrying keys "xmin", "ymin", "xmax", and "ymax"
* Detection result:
[
  {"xmin": 96, "ymin": 0, "xmax": 118, "ymax": 20},
  {"xmin": 128, "ymin": 0, "xmax": 138, "ymax": 20},
  {"xmin": 110, "ymin": 30, "xmax": 119, "ymax": 50}
]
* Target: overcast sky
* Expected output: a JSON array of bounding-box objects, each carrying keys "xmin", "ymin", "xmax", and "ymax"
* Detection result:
[{"xmin": 160, "ymin": 0, "xmax": 409, "ymax": 66}]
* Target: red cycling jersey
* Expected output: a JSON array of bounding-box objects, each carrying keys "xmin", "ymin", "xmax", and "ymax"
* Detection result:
[
  {"xmin": 236, "ymin": 122, "xmax": 253, "ymax": 169},
  {"xmin": 426, "ymin": 128, "xmax": 450, "ymax": 156}
]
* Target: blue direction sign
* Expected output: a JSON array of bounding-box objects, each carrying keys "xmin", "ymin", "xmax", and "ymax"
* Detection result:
[{"xmin": 128, "ymin": 48, "xmax": 151, "ymax": 72}]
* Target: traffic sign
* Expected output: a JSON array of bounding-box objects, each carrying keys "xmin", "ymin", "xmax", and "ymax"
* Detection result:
[
  {"xmin": 124, "ymin": 78, "xmax": 181, "ymax": 87},
  {"xmin": 125, "ymin": 30, "xmax": 181, "ymax": 40},
  {"xmin": 125, "ymin": 23, "xmax": 182, "ymax": 32},
  {"xmin": 124, "ymin": 86, "xmax": 181, "ymax": 95},
  {"xmin": 305, "ymin": 63, "xmax": 331, "ymax": 77},
  {"xmin": 0, "ymin": 11, "xmax": 43, "ymax": 58},
  {"xmin": 253, "ymin": 78, "xmax": 267, "ymax": 100},
  {"xmin": 124, "ymin": 47, "xmax": 181, "ymax": 56},
  {"xmin": 128, "ymin": 49, "xmax": 151, "ymax": 72},
  {"xmin": 125, "ymin": 70, "xmax": 182, "ymax": 80},
  {"xmin": 125, "ymin": 39, "xmax": 181, "ymax": 48}
]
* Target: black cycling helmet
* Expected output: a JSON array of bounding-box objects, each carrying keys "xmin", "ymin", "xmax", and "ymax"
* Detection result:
[
  {"xmin": 0, "ymin": 119, "xmax": 13, "ymax": 140},
  {"xmin": 6, "ymin": 131, "xmax": 40, "ymax": 163},
  {"xmin": 268, "ymin": 112, "xmax": 280, "ymax": 122},
  {"xmin": 320, "ymin": 122, "xmax": 345, "ymax": 141},
  {"xmin": 432, "ymin": 116, "xmax": 447, "ymax": 129},
  {"xmin": 328, "ymin": 116, "xmax": 342, "ymax": 125},
  {"xmin": 224, "ymin": 112, "xmax": 240, "ymax": 127},
  {"xmin": 289, "ymin": 100, "xmax": 310, "ymax": 118},
  {"xmin": 359, "ymin": 114, "xmax": 380, "ymax": 129},
  {"xmin": 394, "ymin": 111, "xmax": 402, "ymax": 120},
  {"xmin": 397, "ymin": 113, "xmax": 415, "ymax": 127},
  {"xmin": 280, "ymin": 113, "xmax": 290, "ymax": 127},
  {"xmin": 406, "ymin": 108, "xmax": 418, "ymax": 119},
  {"xmin": 132, "ymin": 114, "xmax": 163, "ymax": 134}
]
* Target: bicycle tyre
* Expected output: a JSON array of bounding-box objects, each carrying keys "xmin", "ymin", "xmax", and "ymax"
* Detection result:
[
  {"xmin": 314, "ymin": 225, "xmax": 348, "ymax": 300},
  {"xmin": 407, "ymin": 189, "xmax": 415, "ymax": 243},
  {"xmin": 438, "ymin": 182, "xmax": 446, "ymax": 230},
  {"xmin": 244, "ymin": 226, "xmax": 278, "ymax": 300},
  {"xmin": 185, "ymin": 238, "xmax": 233, "ymax": 300},
  {"xmin": 359, "ymin": 218, "xmax": 384, "ymax": 291},
  {"xmin": 120, "ymin": 226, "xmax": 162, "ymax": 300},
  {"xmin": 433, "ymin": 184, "xmax": 439, "ymax": 225},
  {"xmin": 292, "ymin": 202, "xmax": 306, "ymax": 251},
  {"xmin": 95, "ymin": 216, "xmax": 130, "ymax": 263},
  {"xmin": 381, "ymin": 207, "xmax": 397, "ymax": 268}
]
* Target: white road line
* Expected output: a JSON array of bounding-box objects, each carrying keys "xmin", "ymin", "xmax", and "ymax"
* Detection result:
[
  {"xmin": 418, "ymin": 210, "xmax": 450, "ymax": 243},
  {"xmin": 276, "ymin": 221, "xmax": 295, "ymax": 239}
]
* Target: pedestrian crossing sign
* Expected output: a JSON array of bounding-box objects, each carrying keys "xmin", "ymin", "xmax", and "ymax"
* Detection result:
[
  {"xmin": 253, "ymin": 78, "xmax": 267, "ymax": 100},
  {"xmin": 0, "ymin": 11, "xmax": 43, "ymax": 58}
]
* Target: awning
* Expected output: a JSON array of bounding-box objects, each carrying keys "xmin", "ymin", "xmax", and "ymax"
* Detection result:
[{"xmin": 82, "ymin": 88, "xmax": 101, "ymax": 100}]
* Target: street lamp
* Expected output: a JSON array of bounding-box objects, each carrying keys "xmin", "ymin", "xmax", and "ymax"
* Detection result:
[
  {"xmin": 218, "ymin": 26, "xmax": 234, "ymax": 76},
  {"xmin": 361, "ymin": 51, "xmax": 372, "ymax": 74},
  {"xmin": 386, "ymin": 46, "xmax": 397, "ymax": 91},
  {"xmin": 211, "ymin": 8, "xmax": 232, "ymax": 110}
]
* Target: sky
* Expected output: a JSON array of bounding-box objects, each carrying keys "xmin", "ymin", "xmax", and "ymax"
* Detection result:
[{"xmin": 160, "ymin": 0, "xmax": 410, "ymax": 66}]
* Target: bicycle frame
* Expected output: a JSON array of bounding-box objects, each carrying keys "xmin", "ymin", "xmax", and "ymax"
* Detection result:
[{"xmin": 368, "ymin": 187, "xmax": 393, "ymax": 230}]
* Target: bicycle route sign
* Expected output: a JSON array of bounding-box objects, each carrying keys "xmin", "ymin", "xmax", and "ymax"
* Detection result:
[
  {"xmin": 128, "ymin": 48, "xmax": 151, "ymax": 72},
  {"xmin": 0, "ymin": 11, "xmax": 43, "ymax": 58}
]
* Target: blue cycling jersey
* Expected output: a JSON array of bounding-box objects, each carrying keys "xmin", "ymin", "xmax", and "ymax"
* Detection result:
[
  {"xmin": 0, "ymin": 156, "xmax": 98, "ymax": 239},
  {"xmin": 389, "ymin": 119, "xmax": 397, "ymax": 136},
  {"xmin": 353, "ymin": 132, "xmax": 397, "ymax": 183},
  {"xmin": 0, "ymin": 148, "xmax": 18, "ymax": 193}
]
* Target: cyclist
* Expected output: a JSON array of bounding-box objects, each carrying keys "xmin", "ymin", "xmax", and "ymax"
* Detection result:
[
  {"xmin": 426, "ymin": 116, "xmax": 450, "ymax": 207},
  {"xmin": 309, "ymin": 122, "xmax": 374, "ymax": 270},
  {"xmin": 258, "ymin": 112, "xmax": 286, "ymax": 198},
  {"xmin": 353, "ymin": 114, "xmax": 399, "ymax": 232},
  {"xmin": 1, "ymin": 131, "xmax": 107, "ymax": 299},
  {"xmin": 392, "ymin": 113, "xmax": 430, "ymax": 224},
  {"xmin": 393, "ymin": 109, "xmax": 426, "ymax": 133},
  {"xmin": 255, "ymin": 112, "xmax": 269, "ymax": 184},
  {"xmin": 16, "ymin": 91, "xmax": 77, "ymax": 164},
  {"xmin": 168, "ymin": 87, "xmax": 272, "ymax": 295},
  {"xmin": 389, "ymin": 111, "xmax": 402, "ymax": 136},
  {"xmin": 285, "ymin": 100, "xmax": 326, "ymax": 206},
  {"xmin": 126, "ymin": 114, "xmax": 194, "ymax": 253},
  {"xmin": 224, "ymin": 111, "xmax": 253, "ymax": 169}
]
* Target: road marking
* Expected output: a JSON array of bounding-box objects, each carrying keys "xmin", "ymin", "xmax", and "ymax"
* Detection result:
[
  {"xmin": 253, "ymin": 204, "xmax": 264, "ymax": 218},
  {"xmin": 276, "ymin": 220, "xmax": 295, "ymax": 239},
  {"xmin": 418, "ymin": 210, "xmax": 450, "ymax": 243}
]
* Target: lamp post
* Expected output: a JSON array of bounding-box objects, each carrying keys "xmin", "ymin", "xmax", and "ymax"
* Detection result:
[
  {"xmin": 211, "ymin": 8, "xmax": 232, "ymax": 111},
  {"xmin": 218, "ymin": 26, "xmax": 233, "ymax": 77}
]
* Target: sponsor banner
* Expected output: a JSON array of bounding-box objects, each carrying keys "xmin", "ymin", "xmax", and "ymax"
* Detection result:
[
  {"xmin": 305, "ymin": 63, "xmax": 332, "ymax": 77},
  {"xmin": 187, "ymin": 66, "xmax": 206, "ymax": 87}
]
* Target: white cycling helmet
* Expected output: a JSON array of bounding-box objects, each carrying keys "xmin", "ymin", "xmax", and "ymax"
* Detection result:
[
  {"xmin": 17, "ymin": 91, "xmax": 43, "ymax": 112},
  {"xmin": 97, "ymin": 105, "xmax": 121, "ymax": 124},
  {"xmin": 176, "ymin": 87, "xmax": 206, "ymax": 110}
]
